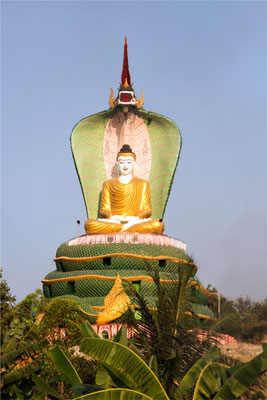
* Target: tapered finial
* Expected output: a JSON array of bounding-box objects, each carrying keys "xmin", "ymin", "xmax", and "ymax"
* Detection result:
[
  {"xmin": 108, "ymin": 38, "xmax": 144, "ymax": 110},
  {"xmin": 121, "ymin": 36, "xmax": 131, "ymax": 88}
]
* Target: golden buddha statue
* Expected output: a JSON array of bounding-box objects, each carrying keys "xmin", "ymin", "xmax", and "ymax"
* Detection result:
[{"xmin": 85, "ymin": 145, "xmax": 164, "ymax": 234}]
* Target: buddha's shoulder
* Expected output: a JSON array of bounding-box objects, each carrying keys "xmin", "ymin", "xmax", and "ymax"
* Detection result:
[
  {"xmin": 103, "ymin": 178, "xmax": 119, "ymax": 186},
  {"xmin": 132, "ymin": 177, "xmax": 149, "ymax": 185}
]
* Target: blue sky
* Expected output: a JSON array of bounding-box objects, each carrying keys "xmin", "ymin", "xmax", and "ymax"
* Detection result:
[{"xmin": 2, "ymin": 1, "xmax": 266, "ymax": 302}]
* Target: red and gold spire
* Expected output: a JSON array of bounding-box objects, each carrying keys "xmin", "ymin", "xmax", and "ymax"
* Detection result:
[
  {"xmin": 121, "ymin": 36, "xmax": 131, "ymax": 88},
  {"xmin": 109, "ymin": 37, "xmax": 144, "ymax": 111}
]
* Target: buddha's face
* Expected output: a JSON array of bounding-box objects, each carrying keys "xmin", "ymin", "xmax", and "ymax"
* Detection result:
[{"xmin": 117, "ymin": 156, "xmax": 136, "ymax": 176}]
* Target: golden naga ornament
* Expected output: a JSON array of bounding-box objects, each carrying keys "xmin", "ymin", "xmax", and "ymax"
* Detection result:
[
  {"xmin": 136, "ymin": 89, "xmax": 144, "ymax": 109},
  {"xmin": 97, "ymin": 274, "xmax": 130, "ymax": 325},
  {"xmin": 109, "ymin": 86, "xmax": 115, "ymax": 109}
]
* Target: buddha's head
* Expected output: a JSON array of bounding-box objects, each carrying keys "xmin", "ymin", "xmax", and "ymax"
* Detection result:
[{"xmin": 116, "ymin": 144, "xmax": 136, "ymax": 176}]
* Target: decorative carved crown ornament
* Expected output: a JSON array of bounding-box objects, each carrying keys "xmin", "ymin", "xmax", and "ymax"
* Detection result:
[{"xmin": 109, "ymin": 37, "xmax": 144, "ymax": 112}]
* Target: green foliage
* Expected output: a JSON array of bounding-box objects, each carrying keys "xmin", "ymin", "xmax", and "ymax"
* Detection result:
[
  {"xmin": 31, "ymin": 372, "xmax": 64, "ymax": 400},
  {"xmin": 1, "ymin": 359, "xmax": 43, "ymax": 387},
  {"xmin": 0, "ymin": 269, "xmax": 17, "ymax": 344},
  {"xmin": 234, "ymin": 297, "xmax": 267, "ymax": 342},
  {"xmin": 94, "ymin": 325, "xmax": 128, "ymax": 389},
  {"xmin": 46, "ymin": 323, "xmax": 267, "ymax": 400},
  {"xmin": 50, "ymin": 346, "xmax": 82, "ymax": 387},
  {"xmin": 15, "ymin": 289, "xmax": 48, "ymax": 322},
  {"xmin": 72, "ymin": 383, "xmax": 106, "ymax": 395},
  {"xmin": 1, "ymin": 376, "xmax": 45, "ymax": 400},
  {"xmin": 72, "ymin": 388, "xmax": 154, "ymax": 399},
  {"xmin": 70, "ymin": 355, "xmax": 98, "ymax": 385},
  {"xmin": 149, "ymin": 355, "xmax": 158, "ymax": 376},
  {"xmin": 214, "ymin": 344, "xmax": 267, "ymax": 399},
  {"xmin": 38, "ymin": 298, "xmax": 84, "ymax": 348},
  {"xmin": 82, "ymin": 320, "xmax": 100, "ymax": 338},
  {"xmin": 2, "ymin": 274, "xmax": 266, "ymax": 399},
  {"xmin": 1, "ymin": 318, "xmax": 25, "ymax": 354},
  {"xmin": 80, "ymin": 338, "xmax": 169, "ymax": 400},
  {"xmin": 192, "ymin": 362, "xmax": 229, "ymax": 400},
  {"xmin": 0, "ymin": 317, "xmax": 60, "ymax": 400},
  {"xmin": 206, "ymin": 287, "xmax": 267, "ymax": 343},
  {"xmin": 175, "ymin": 346, "xmax": 221, "ymax": 399},
  {"xmin": 36, "ymin": 298, "xmax": 86, "ymax": 396},
  {"xmin": 123, "ymin": 263, "xmax": 213, "ymax": 398},
  {"xmin": 1, "ymin": 340, "xmax": 47, "ymax": 370}
]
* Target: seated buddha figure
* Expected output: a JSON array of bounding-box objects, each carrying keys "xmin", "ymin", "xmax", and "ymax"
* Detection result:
[{"xmin": 85, "ymin": 145, "xmax": 164, "ymax": 234}]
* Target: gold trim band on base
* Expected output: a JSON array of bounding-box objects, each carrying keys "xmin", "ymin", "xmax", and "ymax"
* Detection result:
[
  {"xmin": 54, "ymin": 253, "xmax": 197, "ymax": 272},
  {"xmin": 78, "ymin": 306, "xmax": 213, "ymax": 321},
  {"xmin": 42, "ymin": 274, "xmax": 209, "ymax": 296}
]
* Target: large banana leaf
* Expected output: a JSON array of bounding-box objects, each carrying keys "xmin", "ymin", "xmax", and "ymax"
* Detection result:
[
  {"xmin": 81, "ymin": 321, "xmax": 100, "ymax": 338},
  {"xmin": 95, "ymin": 366, "xmax": 114, "ymax": 389},
  {"xmin": 128, "ymin": 343, "xmax": 146, "ymax": 361},
  {"xmin": 50, "ymin": 346, "xmax": 82, "ymax": 387},
  {"xmin": 2, "ymin": 359, "xmax": 42, "ymax": 386},
  {"xmin": 100, "ymin": 361, "xmax": 133, "ymax": 389},
  {"xmin": 73, "ymin": 388, "xmax": 153, "ymax": 399},
  {"xmin": 174, "ymin": 345, "xmax": 221, "ymax": 399},
  {"xmin": 31, "ymin": 372, "xmax": 64, "ymax": 400},
  {"xmin": 112, "ymin": 326, "xmax": 128, "ymax": 347},
  {"xmin": 20, "ymin": 314, "xmax": 45, "ymax": 344},
  {"xmin": 80, "ymin": 338, "xmax": 169, "ymax": 400},
  {"xmin": 192, "ymin": 362, "xmax": 229, "ymax": 400},
  {"xmin": 214, "ymin": 347, "xmax": 267, "ymax": 399},
  {"xmin": 2, "ymin": 319, "xmax": 25, "ymax": 354},
  {"xmin": 72, "ymin": 383, "xmax": 105, "ymax": 395},
  {"xmin": 1, "ymin": 340, "xmax": 47, "ymax": 370},
  {"xmin": 95, "ymin": 326, "xmax": 128, "ymax": 389},
  {"xmin": 149, "ymin": 355, "xmax": 158, "ymax": 376}
]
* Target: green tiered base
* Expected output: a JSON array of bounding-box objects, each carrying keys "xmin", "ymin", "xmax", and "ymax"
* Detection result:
[{"xmin": 42, "ymin": 234, "xmax": 213, "ymax": 323}]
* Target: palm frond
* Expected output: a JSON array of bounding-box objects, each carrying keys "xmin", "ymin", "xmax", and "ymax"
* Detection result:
[{"xmin": 123, "ymin": 261, "xmax": 214, "ymax": 397}]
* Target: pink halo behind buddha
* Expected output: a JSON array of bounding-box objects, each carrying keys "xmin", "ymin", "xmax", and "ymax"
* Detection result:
[{"xmin": 103, "ymin": 112, "xmax": 152, "ymax": 180}]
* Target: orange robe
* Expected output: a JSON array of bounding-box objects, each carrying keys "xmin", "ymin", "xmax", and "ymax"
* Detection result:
[{"xmin": 84, "ymin": 177, "xmax": 164, "ymax": 234}]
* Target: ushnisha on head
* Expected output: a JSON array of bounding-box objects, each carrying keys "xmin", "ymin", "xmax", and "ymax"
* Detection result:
[
  {"xmin": 116, "ymin": 144, "xmax": 136, "ymax": 176},
  {"xmin": 109, "ymin": 37, "xmax": 144, "ymax": 113}
]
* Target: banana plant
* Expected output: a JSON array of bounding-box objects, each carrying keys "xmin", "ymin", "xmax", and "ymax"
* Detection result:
[
  {"xmin": 1, "ymin": 318, "xmax": 47, "ymax": 387},
  {"xmin": 47, "ymin": 322, "xmax": 168, "ymax": 399},
  {"xmin": 213, "ymin": 343, "xmax": 267, "ymax": 399},
  {"xmin": 174, "ymin": 345, "xmax": 222, "ymax": 399},
  {"xmin": 46, "ymin": 321, "xmax": 267, "ymax": 400},
  {"xmin": 79, "ymin": 337, "xmax": 169, "ymax": 400},
  {"xmin": 0, "ymin": 317, "xmax": 62, "ymax": 400},
  {"xmin": 174, "ymin": 343, "xmax": 267, "ymax": 400},
  {"xmin": 1, "ymin": 319, "xmax": 25, "ymax": 354},
  {"xmin": 76, "ymin": 326, "xmax": 267, "ymax": 400}
]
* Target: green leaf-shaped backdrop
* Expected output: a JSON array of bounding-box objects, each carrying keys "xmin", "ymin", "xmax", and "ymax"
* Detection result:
[{"xmin": 71, "ymin": 109, "xmax": 181, "ymax": 220}]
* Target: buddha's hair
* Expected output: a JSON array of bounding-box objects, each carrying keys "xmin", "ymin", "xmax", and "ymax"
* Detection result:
[{"xmin": 117, "ymin": 144, "xmax": 136, "ymax": 161}]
